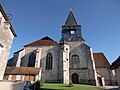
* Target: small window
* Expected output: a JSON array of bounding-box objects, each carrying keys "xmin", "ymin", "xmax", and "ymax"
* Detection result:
[
  {"xmin": 66, "ymin": 48, "xmax": 68, "ymax": 51},
  {"xmin": 67, "ymin": 59, "xmax": 68, "ymax": 61},
  {"xmin": 70, "ymin": 31, "xmax": 75, "ymax": 34}
]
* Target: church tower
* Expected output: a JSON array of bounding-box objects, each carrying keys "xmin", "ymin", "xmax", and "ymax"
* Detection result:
[
  {"xmin": 60, "ymin": 10, "xmax": 84, "ymax": 42},
  {"xmin": 59, "ymin": 10, "xmax": 97, "ymax": 85}
]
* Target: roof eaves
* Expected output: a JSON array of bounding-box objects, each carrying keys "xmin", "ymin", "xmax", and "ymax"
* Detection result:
[
  {"xmin": 110, "ymin": 56, "xmax": 120, "ymax": 70},
  {"xmin": 14, "ymin": 49, "xmax": 24, "ymax": 54},
  {"xmin": 0, "ymin": 4, "xmax": 17, "ymax": 37},
  {"xmin": 24, "ymin": 36, "xmax": 58, "ymax": 47}
]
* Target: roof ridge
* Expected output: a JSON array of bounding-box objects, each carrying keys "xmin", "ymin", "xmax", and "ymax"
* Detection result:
[
  {"xmin": 24, "ymin": 36, "xmax": 58, "ymax": 47},
  {"xmin": 41, "ymin": 36, "xmax": 54, "ymax": 41},
  {"xmin": 93, "ymin": 52, "xmax": 104, "ymax": 54}
]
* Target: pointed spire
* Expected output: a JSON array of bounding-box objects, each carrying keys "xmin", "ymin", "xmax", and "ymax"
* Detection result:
[{"xmin": 65, "ymin": 10, "xmax": 78, "ymax": 26}]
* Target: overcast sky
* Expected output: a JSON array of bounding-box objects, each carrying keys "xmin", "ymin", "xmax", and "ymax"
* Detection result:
[{"xmin": 1, "ymin": 0, "xmax": 120, "ymax": 63}]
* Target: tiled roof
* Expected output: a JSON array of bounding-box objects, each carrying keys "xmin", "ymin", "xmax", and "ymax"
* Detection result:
[
  {"xmin": 110, "ymin": 56, "xmax": 120, "ymax": 70},
  {"xmin": 5, "ymin": 67, "xmax": 41, "ymax": 75},
  {"xmin": 0, "ymin": 4, "xmax": 17, "ymax": 37},
  {"xmin": 24, "ymin": 36, "xmax": 58, "ymax": 47},
  {"xmin": 93, "ymin": 53, "xmax": 110, "ymax": 68}
]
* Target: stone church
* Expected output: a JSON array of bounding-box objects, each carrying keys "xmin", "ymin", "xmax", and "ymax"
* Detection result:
[{"xmin": 5, "ymin": 10, "xmax": 114, "ymax": 86}]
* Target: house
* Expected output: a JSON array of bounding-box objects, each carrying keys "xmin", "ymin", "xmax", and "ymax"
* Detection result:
[
  {"xmin": 93, "ymin": 53, "xmax": 115, "ymax": 86},
  {"xmin": 4, "ymin": 67, "xmax": 41, "ymax": 81},
  {"xmin": 110, "ymin": 56, "xmax": 120, "ymax": 89},
  {"xmin": 0, "ymin": 3, "xmax": 17, "ymax": 80}
]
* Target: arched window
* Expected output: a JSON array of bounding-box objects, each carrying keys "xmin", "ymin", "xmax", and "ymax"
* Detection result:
[
  {"xmin": 28, "ymin": 53, "xmax": 36, "ymax": 67},
  {"xmin": 46, "ymin": 52, "xmax": 53, "ymax": 70},
  {"xmin": 71, "ymin": 54, "xmax": 79, "ymax": 63},
  {"xmin": 71, "ymin": 54, "xmax": 80, "ymax": 69}
]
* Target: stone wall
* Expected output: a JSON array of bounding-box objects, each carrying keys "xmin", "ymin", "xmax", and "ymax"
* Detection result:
[
  {"xmin": 0, "ymin": 12, "xmax": 14, "ymax": 80},
  {"xmin": 40, "ymin": 46, "xmax": 60, "ymax": 82},
  {"xmin": 21, "ymin": 47, "xmax": 38, "ymax": 66},
  {"xmin": 96, "ymin": 68, "xmax": 112, "ymax": 85},
  {"xmin": 115, "ymin": 66, "xmax": 120, "ymax": 89},
  {"xmin": 66, "ymin": 41, "xmax": 96, "ymax": 85},
  {"xmin": 62, "ymin": 44, "xmax": 70, "ymax": 84},
  {"xmin": 0, "ymin": 80, "xmax": 24, "ymax": 90},
  {"xmin": 16, "ymin": 45, "xmax": 60, "ymax": 82},
  {"xmin": 13, "ymin": 49, "xmax": 25, "ymax": 67}
]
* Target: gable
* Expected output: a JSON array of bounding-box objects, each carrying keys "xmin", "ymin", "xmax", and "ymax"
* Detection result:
[{"xmin": 24, "ymin": 36, "xmax": 58, "ymax": 47}]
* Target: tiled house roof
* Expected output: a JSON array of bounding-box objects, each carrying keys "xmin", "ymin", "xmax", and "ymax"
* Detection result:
[
  {"xmin": 110, "ymin": 56, "xmax": 120, "ymax": 70},
  {"xmin": 24, "ymin": 36, "xmax": 58, "ymax": 47},
  {"xmin": 93, "ymin": 53, "xmax": 110, "ymax": 68},
  {"xmin": 5, "ymin": 67, "xmax": 41, "ymax": 75}
]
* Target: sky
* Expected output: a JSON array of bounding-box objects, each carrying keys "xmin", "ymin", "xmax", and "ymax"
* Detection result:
[{"xmin": 1, "ymin": 0, "xmax": 120, "ymax": 64}]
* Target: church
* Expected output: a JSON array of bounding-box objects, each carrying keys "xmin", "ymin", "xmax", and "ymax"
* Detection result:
[{"xmin": 4, "ymin": 10, "xmax": 114, "ymax": 86}]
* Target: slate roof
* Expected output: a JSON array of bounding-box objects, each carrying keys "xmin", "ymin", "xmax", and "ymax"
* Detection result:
[
  {"xmin": 65, "ymin": 10, "xmax": 78, "ymax": 26},
  {"xmin": 110, "ymin": 56, "xmax": 120, "ymax": 70},
  {"xmin": 24, "ymin": 36, "xmax": 58, "ymax": 47},
  {"xmin": 5, "ymin": 67, "xmax": 41, "ymax": 75},
  {"xmin": 0, "ymin": 4, "xmax": 17, "ymax": 37},
  {"xmin": 93, "ymin": 53, "xmax": 110, "ymax": 68}
]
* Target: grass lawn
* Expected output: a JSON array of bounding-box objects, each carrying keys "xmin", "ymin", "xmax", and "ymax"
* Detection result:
[{"xmin": 40, "ymin": 83, "xmax": 100, "ymax": 90}]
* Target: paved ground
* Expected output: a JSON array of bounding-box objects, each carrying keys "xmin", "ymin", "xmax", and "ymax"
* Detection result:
[{"xmin": 100, "ymin": 86, "xmax": 119, "ymax": 90}]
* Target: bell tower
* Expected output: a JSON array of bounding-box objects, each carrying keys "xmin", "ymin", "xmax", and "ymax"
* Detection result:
[{"xmin": 60, "ymin": 10, "xmax": 84, "ymax": 42}]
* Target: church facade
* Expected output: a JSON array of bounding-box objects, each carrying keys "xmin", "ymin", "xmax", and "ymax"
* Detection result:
[{"xmin": 5, "ymin": 11, "xmax": 114, "ymax": 86}]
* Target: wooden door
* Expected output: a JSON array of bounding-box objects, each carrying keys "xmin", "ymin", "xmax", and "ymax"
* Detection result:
[
  {"xmin": 97, "ymin": 77, "xmax": 103, "ymax": 86},
  {"xmin": 72, "ymin": 73, "xmax": 79, "ymax": 84}
]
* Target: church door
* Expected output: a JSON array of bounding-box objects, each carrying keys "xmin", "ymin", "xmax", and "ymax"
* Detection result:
[
  {"xmin": 72, "ymin": 73, "xmax": 79, "ymax": 84},
  {"xmin": 97, "ymin": 77, "xmax": 103, "ymax": 86}
]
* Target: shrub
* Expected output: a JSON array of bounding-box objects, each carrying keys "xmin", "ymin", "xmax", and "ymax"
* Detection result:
[
  {"xmin": 37, "ymin": 78, "xmax": 45, "ymax": 87},
  {"xmin": 68, "ymin": 82, "xmax": 74, "ymax": 87},
  {"xmin": 30, "ymin": 79, "xmax": 45, "ymax": 90}
]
